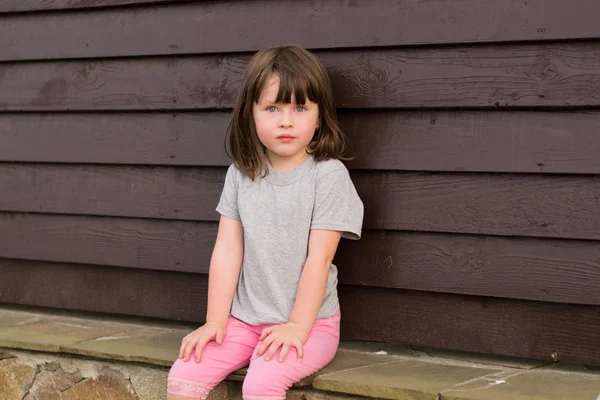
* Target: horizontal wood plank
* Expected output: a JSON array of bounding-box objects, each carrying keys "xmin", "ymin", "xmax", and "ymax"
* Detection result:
[
  {"xmin": 2, "ymin": 1, "xmax": 600, "ymax": 60},
  {"xmin": 1, "ymin": 165, "xmax": 599, "ymax": 240},
  {"xmin": 1, "ymin": 213, "xmax": 599, "ymax": 305},
  {"xmin": 355, "ymin": 171, "xmax": 600, "ymax": 240},
  {"xmin": 0, "ymin": 112, "xmax": 229, "ymax": 167},
  {"xmin": 0, "ymin": 0, "xmax": 182, "ymax": 13},
  {"xmin": 337, "ymin": 286, "xmax": 600, "ymax": 366},
  {"xmin": 0, "ymin": 164, "xmax": 224, "ymax": 221},
  {"xmin": 1, "ymin": 43, "xmax": 600, "ymax": 110},
  {"xmin": 0, "ymin": 258, "xmax": 207, "ymax": 320},
  {"xmin": 335, "ymin": 231, "xmax": 600, "ymax": 306},
  {"xmin": 0, "ymin": 213, "xmax": 216, "ymax": 273},
  {"xmin": 1, "ymin": 259, "xmax": 598, "ymax": 365},
  {"xmin": 2, "ymin": 110, "xmax": 600, "ymax": 174}
]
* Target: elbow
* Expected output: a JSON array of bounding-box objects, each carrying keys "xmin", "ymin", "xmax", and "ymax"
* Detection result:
[{"xmin": 306, "ymin": 253, "xmax": 335, "ymax": 269}]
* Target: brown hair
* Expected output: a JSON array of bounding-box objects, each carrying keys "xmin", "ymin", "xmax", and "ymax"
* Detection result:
[{"xmin": 225, "ymin": 45, "xmax": 348, "ymax": 179}]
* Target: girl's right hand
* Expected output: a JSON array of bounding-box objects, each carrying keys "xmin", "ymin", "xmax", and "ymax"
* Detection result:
[{"xmin": 179, "ymin": 321, "xmax": 226, "ymax": 363}]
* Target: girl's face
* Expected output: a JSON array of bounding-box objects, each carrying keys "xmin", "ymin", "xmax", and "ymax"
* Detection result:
[{"xmin": 252, "ymin": 75, "xmax": 319, "ymax": 169}]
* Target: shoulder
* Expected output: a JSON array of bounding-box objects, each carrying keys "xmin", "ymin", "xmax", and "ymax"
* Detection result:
[
  {"xmin": 226, "ymin": 163, "xmax": 244, "ymax": 181},
  {"xmin": 314, "ymin": 158, "xmax": 349, "ymax": 182}
]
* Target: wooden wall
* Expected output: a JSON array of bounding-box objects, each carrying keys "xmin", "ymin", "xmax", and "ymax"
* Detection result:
[{"xmin": 0, "ymin": 0, "xmax": 599, "ymax": 365}]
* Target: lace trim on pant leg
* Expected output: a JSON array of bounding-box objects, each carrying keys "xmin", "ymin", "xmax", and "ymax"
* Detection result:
[{"xmin": 167, "ymin": 378, "xmax": 211, "ymax": 399}]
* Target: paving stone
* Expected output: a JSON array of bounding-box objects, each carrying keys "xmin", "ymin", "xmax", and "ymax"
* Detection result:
[
  {"xmin": 0, "ymin": 358, "xmax": 37, "ymax": 400},
  {"xmin": 231, "ymin": 347, "xmax": 400, "ymax": 387},
  {"xmin": 539, "ymin": 362, "xmax": 600, "ymax": 375},
  {"xmin": 0, "ymin": 318, "xmax": 135, "ymax": 352},
  {"xmin": 0, "ymin": 350, "xmax": 15, "ymax": 360},
  {"xmin": 441, "ymin": 369, "xmax": 600, "ymax": 400},
  {"xmin": 339, "ymin": 341, "xmax": 425, "ymax": 358},
  {"xmin": 314, "ymin": 360, "xmax": 498, "ymax": 400},
  {"xmin": 24, "ymin": 363, "xmax": 82, "ymax": 400},
  {"xmin": 60, "ymin": 367, "xmax": 137, "ymax": 400},
  {"xmin": 128, "ymin": 366, "xmax": 168, "ymax": 400},
  {"xmin": 287, "ymin": 390, "xmax": 369, "ymax": 399},
  {"xmin": 62, "ymin": 327, "xmax": 186, "ymax": 367},
  {"xmin": 411, "ymin": 346, "xmax": 550, "ymax": 370},
  {"xmin": 0, "ymin": 309, "xmax": 42, "ymax": 327}
]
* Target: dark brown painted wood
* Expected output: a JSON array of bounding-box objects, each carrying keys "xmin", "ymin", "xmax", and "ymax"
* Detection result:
[
  {"xmin": 0, "ymin": 0, "xmax": 183, "ymax": 13},
  {"xmin": 3, "ymin": 110, "xmax": 600, "ymax": 174},
  {"xmin": 1, "ymin": 212, "xmax": 599, "ymax": 305},
  {"xmin": 2, "ymin": 43, "xmax": 600, "ymax": 111},
  {"xmin": 354, "ymin": 171, "xmax": 600, "ymax": 240},
  {"xmin": 338, "ymin": 286, "xmax": 600, "ymax": 366},
  {"xmin": 0, "ymin": 258, "xmax": 208, "ymax": 322},
  {"xmin": 0, "ymin": 164, "xmax": 224, "ymax": 221},
  {"xmin": 2, "ymin": 165, "xmax": 599, "ymax": 240},
  {"xmin": 2, "ymin": 1, "xmax": 600, "ymax": 60},
  {"xmin": 0, "ymin": 213, "xmax": 217, "ymax": 273},
  {"xmin": 0, "ymin": 112, "xmax": 229, "ymax": 167},
  {"xmin": 335, "ymin": 231, "xmax": 600, "ymax": 306},
  {"xmin": 1, "ymin": 258, "xmax": 598, "ymax": 365}
]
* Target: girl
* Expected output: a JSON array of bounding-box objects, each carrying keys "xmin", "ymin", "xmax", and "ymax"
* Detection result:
[{"xmin": 167, "ymin": 45, "xmax": 364, "ymax": 400}]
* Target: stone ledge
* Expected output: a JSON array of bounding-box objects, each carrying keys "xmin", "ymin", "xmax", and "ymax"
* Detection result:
[{"xmin": 0, "ymin": 306, "xmax": 599, "ymax": 400}]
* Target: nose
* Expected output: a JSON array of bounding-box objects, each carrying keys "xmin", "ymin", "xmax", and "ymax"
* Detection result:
[{"xmin": 278, "ymin": 109, "xmax": 293, "ymax": 128}]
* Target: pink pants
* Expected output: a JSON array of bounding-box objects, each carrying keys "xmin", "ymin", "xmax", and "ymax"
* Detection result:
[{"xmin": 167, "ymin": 311, "xmax": 340, "ymax": 400}]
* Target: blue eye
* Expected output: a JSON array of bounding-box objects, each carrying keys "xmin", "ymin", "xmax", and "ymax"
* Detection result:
[
  {"xmin": 267, "ymin": 106, "xmax": 277, "ymax": 112},
  {"xmin": 295, "ymin": 106, "xmax": 306, "ymax": 112}
]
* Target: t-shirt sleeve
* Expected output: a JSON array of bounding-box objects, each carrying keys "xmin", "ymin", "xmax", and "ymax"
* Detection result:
[
  {"xmin": 311, "ymin": 168, "xmax": 364, "ymax": 240},
  {"xmin": 215, "ymin": 164, "xmax": 240, "ymax": 221}
]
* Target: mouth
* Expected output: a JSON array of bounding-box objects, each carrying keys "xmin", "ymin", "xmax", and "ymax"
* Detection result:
[{"xmin": 276, "ymin": 135, "xmax": 295, "ymax": 142}]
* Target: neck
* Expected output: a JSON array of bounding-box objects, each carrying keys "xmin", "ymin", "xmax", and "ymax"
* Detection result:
[{"xmin": 267, "ymin": 150, "xmax": 309, "ymax": 172}]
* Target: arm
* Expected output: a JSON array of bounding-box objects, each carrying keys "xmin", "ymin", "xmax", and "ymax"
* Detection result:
[
  {"xmin": 257, "ymin": 229, "xmax": 342, "ymax": 362},
  {"xmin": 179, "ymin": 215, "xmax": 243, "ymax": 362},
  {"xmin": 289, "ymin": 229, "xmax": 343, "ymax": 334},
  {"xmin": 206, "ymin": 215, "xmax": 244, "ymax": 327}
]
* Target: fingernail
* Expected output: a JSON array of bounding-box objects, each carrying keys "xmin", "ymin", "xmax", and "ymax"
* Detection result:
[{"xmin": 265, "ymin": 357, "xmax": 269, "ymax": 361}]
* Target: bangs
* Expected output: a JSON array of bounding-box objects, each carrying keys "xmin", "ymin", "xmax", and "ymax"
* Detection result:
[{"xmin": 252, "ymin": 63, "xmax": 319, "ymax": 106}]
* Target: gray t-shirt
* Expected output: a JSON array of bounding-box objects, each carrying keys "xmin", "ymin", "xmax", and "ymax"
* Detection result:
[{"xmin": 216, "ymin": 156, "xmax": 364, "ymax": 325}]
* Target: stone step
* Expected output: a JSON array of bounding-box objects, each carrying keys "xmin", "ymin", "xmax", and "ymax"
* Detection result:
[{"xmin": 0, "ymin": 306, "xmax": 598, "ymax": 400}]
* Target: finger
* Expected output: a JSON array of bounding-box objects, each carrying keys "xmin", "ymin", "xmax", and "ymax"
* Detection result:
[
  {"xmin": 265, "ymin": 339, "xmax": 283, "ymax": 362},
  {"xmin": 216, "ymin": 330, "xmax": 225, "ymax": 345},
  {"xmin": 257, "ymin": 335, "xmax": 275, "ymax": 357},
  {"xmin": 194, "ymin": 339, "xmax": 208, "ymax": 363},
  {"xmin": 179, "ymin": 342, "xmax": 186, "ymax": 358},
  {"xmin": 296, "ymin": 341, "xmax": 304, "ymax": 362},
  {"xmin": 278, "ymin": 343, "xmax": 291, "ymax": 363},
  {"xmin": 259, "ymin": 327, "xmax": 272, "ymax": 341},
  {"xmin": 183, "ymin": 341, "xmax": 195, "ymax": 362}
]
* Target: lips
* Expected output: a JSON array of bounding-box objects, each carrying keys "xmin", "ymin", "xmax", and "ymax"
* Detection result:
[{"xmin": 276, "ymin": 134, "xmax": 295, "ymax": 142}]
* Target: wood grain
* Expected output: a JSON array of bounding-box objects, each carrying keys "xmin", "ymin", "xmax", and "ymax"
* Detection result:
[
  {"xmin": 1, "ymin": 258, "xmax": 598, "ymax": 365},
  {"xmin": 3, "ymin": 110, "xmax": 600, "ymax": 174},
  {"xmin": 0, "ymin": 0, "xmax": 184, "ymax": 13},
  {"xmin": 338, "ymin": 286, "xmax": 600, "ymax": 366},
  {"xmin": 2, "ymin": 165, "xmax": 599, "ymax": 240},
  {"xmin": 2, "ymin": 0, "xmax": 600, "ymax": 59},
  {"xmin": 0, "ymin": 213, "xmax": 217, "ymax": 273},
  {"xmin": 0, "ymin": 164, "xmax": 224, "ymax": 221},
  {"xmin": 336, "ymin": 231, "xmax": 600, "ymax": 305},
  {"xmin": 0, "ymin": 112, "xmax": 230, "ymax": 167},
  {"xmin": 354, "ymin": 170, "xmax": 600, "ymax": 240},
  {"xmin": 0, "ymin": 258, "xmax": 208, "ymax": 320},
  {"xmin": 1, "ymin": 43, "xmax": 600, "ymax": 110},
  {"xmin": 1, "ymin": 213, "xmax": 599, "ymax": 305}
]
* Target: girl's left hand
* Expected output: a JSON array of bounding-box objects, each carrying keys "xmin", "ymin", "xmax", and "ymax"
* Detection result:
[{"xmin": 257, "ymin": 322, "xmax": 309, "ymax": 363}]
